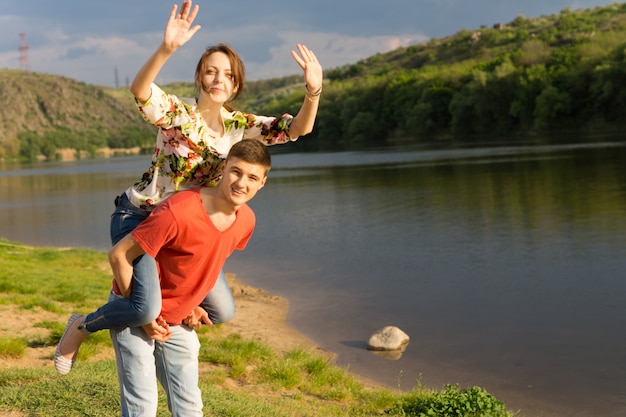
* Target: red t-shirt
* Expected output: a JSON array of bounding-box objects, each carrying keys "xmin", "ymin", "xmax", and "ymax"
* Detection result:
[{"xmin": 131, "ymin": 187, "xmax": 255, "ymax": 325}]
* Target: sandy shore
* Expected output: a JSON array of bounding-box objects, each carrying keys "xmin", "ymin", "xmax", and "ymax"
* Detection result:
[
  {"xmin": 0, "ymin": 273, "xmax": 346, "ymax": 378},
  {"xmin": 220, "ymin": 273, "xmax": 335, "ymax": 358}
]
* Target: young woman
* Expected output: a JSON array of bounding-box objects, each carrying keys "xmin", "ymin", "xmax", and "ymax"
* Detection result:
[{"xmin": 54, "ymin": 0, "xmax": 322, "ymax": 375}]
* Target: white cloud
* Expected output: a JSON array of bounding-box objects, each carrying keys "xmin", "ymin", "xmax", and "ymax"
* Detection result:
[
  {"xmin": 245, "ymin": 31, "xmax": 429, "ymax": 81},
  {"xmin": 17, "ymin": 27, "xmax": 428, "ymax": 87},
  {"xmin": 14, "ymin": 35, "xmax": 151, "ymax": 86}
]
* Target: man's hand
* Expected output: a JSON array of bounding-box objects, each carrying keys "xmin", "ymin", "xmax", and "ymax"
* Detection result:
[
  {"xmin": 183, "ymin": 306, "xmax": 212, "ymax": 330},
  {"xmin": 141, "ymin": 316, "xmax": 172, "ymax": 342}
]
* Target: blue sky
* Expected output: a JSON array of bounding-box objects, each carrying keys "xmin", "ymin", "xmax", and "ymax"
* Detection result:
[{"xmin": 1, "ymin": 0, "xmax": 619, "ymax": 87}]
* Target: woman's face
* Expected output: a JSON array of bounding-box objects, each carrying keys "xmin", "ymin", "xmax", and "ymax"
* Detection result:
[{"xmin": 198, "ymin": 51, "xmax": 237, "ymax": 103}]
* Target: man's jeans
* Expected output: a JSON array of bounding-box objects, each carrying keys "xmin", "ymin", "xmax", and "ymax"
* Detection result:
[{"xmin": 110, "ymin": 317, "xmax": 203, "ymax": 417}]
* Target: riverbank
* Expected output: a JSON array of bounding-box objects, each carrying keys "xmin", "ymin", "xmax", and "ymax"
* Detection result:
[
  {"xmin": 0, "ymin": 272, "xmax": 311, "ymax": 363},
  {"xmin": 0, "ymin": 240, "xmax": 517, "ymax": 416},
  {"xmin": 0, "ymin": 271, "xmax": 376, "ymax": 386}
]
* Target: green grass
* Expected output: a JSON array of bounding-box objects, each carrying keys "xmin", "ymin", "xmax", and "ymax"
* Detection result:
[
  {"xmin": 0, "ymin": 337, "xmax": 26, "ymax": 358},
  {"xmin": 0, "ymin": 240, "xmax": 111, "ymax": 312},
  {"xmin": 0, "ymin": 239, "xmax": 515, "ymax": 416}
]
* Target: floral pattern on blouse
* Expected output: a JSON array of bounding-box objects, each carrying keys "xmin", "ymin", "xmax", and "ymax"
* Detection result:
[{"xmin": 126, "ymin": 83, "xmax": 296, "ymax": 210}]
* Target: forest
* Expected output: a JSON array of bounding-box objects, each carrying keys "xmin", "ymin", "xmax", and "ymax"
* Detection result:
[{"xmin": 261, "ymin": 3, "xmax": 626, "ymax": 150}]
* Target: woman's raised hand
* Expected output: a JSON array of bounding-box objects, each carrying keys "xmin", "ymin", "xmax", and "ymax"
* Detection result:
[
  {"xmin": 291, "ymin": 44, "xmax": 323, "ymax": 93},
  {"xmin": 163, "ymin": 0, "xmax": 201, "ymax": 52}
]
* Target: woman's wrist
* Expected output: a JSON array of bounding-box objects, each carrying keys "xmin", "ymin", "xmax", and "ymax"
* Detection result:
[{"xmin": 305, "ymin": 83, "xmax": 322, "ymax": 98}]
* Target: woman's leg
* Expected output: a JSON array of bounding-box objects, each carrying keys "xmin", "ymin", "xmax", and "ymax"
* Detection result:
[
  {"xmin": 198, "ymin": 270, "xmax": 235, "ymax": 324},
  {"xmin": 55, "ymin": 194, "xmax": 162, "ymax": 374},
  {"xmin": 81, "ymin": 253, "xmax": 161, "ymax": 331},
  {"xmin": 81, "ymin": 193, "xmax": 161, "ymax": 332}
]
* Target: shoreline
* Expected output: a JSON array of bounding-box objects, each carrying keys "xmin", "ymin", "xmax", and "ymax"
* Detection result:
[
  {"xmin": 222, "ymin": 273, "xmax": 332, "ymax": 356},
  {"xmin": 222, "ymin": 273, "xmax": 385, "ymax": 390},
  {"xmin": 224, "ymin": 275, "xmax": 594, "ymax": 417},
  {"xmin": 0, "ymin": 271, "xmax": 383, "ymax": 390}
]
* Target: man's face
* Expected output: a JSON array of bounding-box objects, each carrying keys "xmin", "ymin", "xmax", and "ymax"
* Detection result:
[{"xmin": 219, "ymin": 157, "xmax": 267, "ymax": 206}]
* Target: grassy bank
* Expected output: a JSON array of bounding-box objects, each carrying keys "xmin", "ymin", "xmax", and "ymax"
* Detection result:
[{"xmin": 0, "ymin": 239, "xmax": 514, "ymax": 416}]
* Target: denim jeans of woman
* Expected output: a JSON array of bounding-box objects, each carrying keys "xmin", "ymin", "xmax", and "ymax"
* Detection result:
[{"xmin": 81, "ymin": 193, "xmax": 235, "ymax": 332}]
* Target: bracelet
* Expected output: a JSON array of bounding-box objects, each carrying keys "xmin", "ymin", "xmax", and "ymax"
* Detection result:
[{"xmin": 305, "ymin": 83, "xmax": 322, "ymax": 97}]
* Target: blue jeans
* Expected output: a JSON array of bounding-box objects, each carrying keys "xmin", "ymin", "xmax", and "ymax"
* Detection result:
[
  {"xmin": 82, "ymin": 193, "xmax": 235, "ymax": 332},
  {"xmin": 110, "ymin": 293, "xmax": 203, "ymax": 416}
]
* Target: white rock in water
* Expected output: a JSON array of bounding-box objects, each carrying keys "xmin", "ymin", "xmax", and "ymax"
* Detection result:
[{"xmin": 367, "ymin": 326, "xmax": 410, "ymax": 351}]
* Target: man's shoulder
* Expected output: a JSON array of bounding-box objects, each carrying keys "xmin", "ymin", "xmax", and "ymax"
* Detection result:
[
  {"xmin": 168, "ymin": 188, "xmax": 201, "ymax": 202},
  {"xmin": 159, "ymin": 189, "xmax": 202, "ymax": 212},
  {"xmin": 236, "ymin": 204, "xmax": 255, "ymax": 223},
  {"xmin": 238, "ymin": 203, "xmax": 254, "ymax": 214}
]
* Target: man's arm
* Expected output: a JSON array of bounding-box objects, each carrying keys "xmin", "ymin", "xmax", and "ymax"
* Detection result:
[
  {"xmin": 107, "ymin": 234, "xmax": 147, "ymax": 298},
  {"xmin": 109, "ymin": 233, "xmax": 172, "ymax": 341}
]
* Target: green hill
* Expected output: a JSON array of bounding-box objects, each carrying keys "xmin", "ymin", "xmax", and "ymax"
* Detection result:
[
  {"xmin": 3, "ymin": 2, "xmax": 626, "ymax": 161},
  {"xmin": 299, "ymin": 2, "xmax": 626, "ymax": 149},
  {"xmin": 0, "ymin": 70, "xmax": 153, "ymax": 161}
]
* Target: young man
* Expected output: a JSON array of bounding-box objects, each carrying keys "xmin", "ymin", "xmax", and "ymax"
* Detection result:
[{"xmin": 108, "ymin": 139, "xmax": 270, "ymax": 416}]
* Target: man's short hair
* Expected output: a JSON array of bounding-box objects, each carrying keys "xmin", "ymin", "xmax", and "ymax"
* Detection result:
[{"xmin": 226, "ymin": 140, "xmax": 272, "ymax": 174}]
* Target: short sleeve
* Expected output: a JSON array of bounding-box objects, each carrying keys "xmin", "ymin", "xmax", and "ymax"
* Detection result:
[
  {"xmin": 131, "ymin": 204, "xmax": 178, "ymax": 258},
  {"xmin": 135, "ymin": 83, "xmax": 196, "ymax": 129}
]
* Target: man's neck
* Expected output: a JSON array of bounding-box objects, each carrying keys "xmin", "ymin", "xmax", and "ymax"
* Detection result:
[{"xmin": 199, "ymin": 187, "xmax": 239, "ymax": 232}]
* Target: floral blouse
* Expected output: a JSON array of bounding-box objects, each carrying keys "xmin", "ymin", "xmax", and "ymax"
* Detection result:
[{"xmin": 126, "ymin": 83, "xmax": 297, "ymax": 210}]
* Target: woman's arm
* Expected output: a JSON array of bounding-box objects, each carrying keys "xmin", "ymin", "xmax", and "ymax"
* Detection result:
[
  {"xmin": 287, "ymin": 44, "xmax": 323, "ymax": 138},
  {"xmin": 107, "ymin": 234, "xmax": 147, "ymax": 298},
  {"xmin": 130, "ymin": 0, "xmax": 201, "ymax": 102}
]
